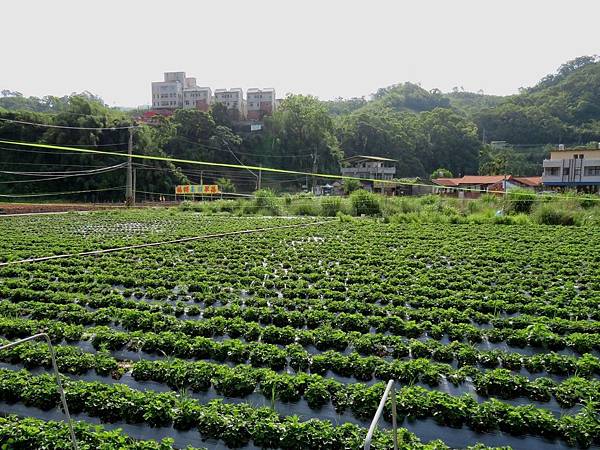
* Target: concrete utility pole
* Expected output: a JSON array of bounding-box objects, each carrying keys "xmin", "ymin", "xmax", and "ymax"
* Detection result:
[
  {"xmin": 125, "ymin": 127, "xmax": 134, "ymax": 206},
  {"xmin": 258, "ymin": 164, "xmax": 262, "ymax": 190}
]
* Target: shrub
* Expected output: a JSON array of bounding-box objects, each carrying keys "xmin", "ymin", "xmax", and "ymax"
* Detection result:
[
  {"xmin": 216, "ymin": 177, "xmax": 236, "ymax": 193},
  {"xmin": 342, "ymin": 179, "xmax": 361, "ymax": 194},
  {"xmin": 506, "ymin": 188, "xmax": 537, "ymax": 214},
  {"xmin": 532, "ymin": 204, "xmax": 576, "ymax": 226},
  {"xmin": 320, "ymin": 197, "xmax": 343, "ymax": 217},
  {"xmin": 336, "ymin": 211, "xmax": 353, "ymax": 222},
  {"xmin": 178, "ymin": 201, "xmax": 203, "ymax": 212},
  {"xmin": 290, "ymin": 199, "xmax": 319, "ymax": 216},
  {"xmin": 380, "ymin": 197, "xmax": 421, "ymax": 216},
  {"xmin": 350, "ymin": 190, "xmax": 380, "ymax": 216},
  {"xmin": 252, "ymin": 189, "xmax": 281, "ymax": 216},
  {"xmin": 578, "ymin": 194, "xmax": 599, "ymax": 209},
  {"xmin": 431, "ymin": 168, "xmax": 453, "ymax": 179}
]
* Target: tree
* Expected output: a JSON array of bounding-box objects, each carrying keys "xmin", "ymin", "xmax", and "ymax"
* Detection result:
[
  {"xmin": 419, "ymin": 108, "xmax": 481, "ymax": 176},
  {"xmin": 372, "ymin": 82, "xmax": 450, "ymax": 112},
  {"xmin": 336, "ymin": 104, "xmax": 428, "ymax": 177},
  {"xmin": 0, "ymin": 95, "xmax": 184, "ymax": 201},
  {"xmin": 210, "ymin": 103, "xmax": 232, "ymax": 128},
  {"xmin": 342, "ymin": 178, "xmax": 361, "ymax": 194},
  {"xmin": 431, "ymin": 168, "xmax": 453, "ymax": 179},
  {"xmin": 267, "ymin": 95, "xmax": 343, "ymax": 176},
  {"xmin": 216, "ymin": 177, "xmax": 236, "ymax": 193}
]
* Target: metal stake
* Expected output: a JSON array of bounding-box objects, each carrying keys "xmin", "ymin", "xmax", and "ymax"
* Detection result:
[
  {"xmin": 0, "ymin": 333, "xmax": 79, "ymax": 450},
  {"xmin": 364, "ymin": 379, "xmax": 397, "ymax": 450}
]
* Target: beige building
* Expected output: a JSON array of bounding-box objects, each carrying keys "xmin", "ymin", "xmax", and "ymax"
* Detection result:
[
  {"xmin": 183, "ymin": 77, "xmax": 212, "ymax": 112},
  {"xmin": 246, "ymin": 88, "xmax": 276, "ymax": 121},
  {"xmin": 151, "ymin": 73, "xmax": 274, "ymax": 120},
  {"xmin": 214, "ymin": 88, "xmax": 245, "ymax": 120},
  {"xmin": 152, "ymin": 72, "xmax": 212, "ymax": 111},
  {"xmin": 151, "ymin": 72, "xmax": 186, "ymax": 109},
  {"xmin": 542, "ymin": 144, "xmax": 600, "ymax": 191}
]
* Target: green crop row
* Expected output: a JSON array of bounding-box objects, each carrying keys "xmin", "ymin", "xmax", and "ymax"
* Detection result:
[
  {"xmin": 0, "ymin": 368, "xmax": 435, "ymax": 450},
  {"xmin": 0, "ymin": 368, "xmax": 598, "ymax": 448},
  {"xmin": 1, "ymin": 315, "xmax": 599, "ymax": 381},
  {"xmin": 1, "ymin": 337, "xmax": 598, "ymax": 413},
  {"xmin": 2, "ymin": 298, "xmax": 600, "ymax": 355},
  {"xmin": 0, "ymin": 415, "xmax": 201, "ymax": 449}
]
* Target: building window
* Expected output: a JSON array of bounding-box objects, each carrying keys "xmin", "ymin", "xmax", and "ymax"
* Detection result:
[
  {"xmin": 563, "ymin": 167, "xmax": 570, "ymax": 176},
  {"xmin": 545, "ymin": 167, "xmax": 559, "ymax": 176},
  {"xmin": 584, "ymin": 166, "xmax": 600, "ymax": 176}
]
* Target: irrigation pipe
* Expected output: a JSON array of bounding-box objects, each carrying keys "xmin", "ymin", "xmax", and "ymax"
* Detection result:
[{"xmin": 0, "ymin": 219, "xmax": 332, "ymax": 266}]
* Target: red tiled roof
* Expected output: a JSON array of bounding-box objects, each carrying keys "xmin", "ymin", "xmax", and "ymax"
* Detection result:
[
  {"xmin": 432, "ymin": 178, "xmax": 459, "ymax": 187},
  {"xmin": 455, "ymin": 175, "xmax": 508, "ymax": 185},
  {"xmin": 433, "ymin": 175, "xmax": 543, "ymax": 189},
  {"xmin": 514, "ymin": 176, "xmax": 542, "ymax": 187},
  {"xmin": 433, "ymin": 175, "xmax": 507, "ymax": 186}
]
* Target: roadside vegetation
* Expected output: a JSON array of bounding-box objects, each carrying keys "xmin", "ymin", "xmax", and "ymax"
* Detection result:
[{"xmin": 178, "ymin": 189, "xmax": 600, "ymax": 226}]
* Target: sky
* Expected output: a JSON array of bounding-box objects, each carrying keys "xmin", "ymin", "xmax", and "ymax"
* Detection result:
[{"xmin": 1, "ymin": 0, "xmax": 599, "ymax": 107}]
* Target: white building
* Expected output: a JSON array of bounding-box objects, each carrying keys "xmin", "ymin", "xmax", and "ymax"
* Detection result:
[
  {"xmin": 542, "ymin": 144, "xmax": 600, "ymax": 192},
  {"xmin": 214, "ymin": 88, "xmax": 245, "ymax": 120},
  {"xmin": 151, "ymin": 72, "xmax": 185, "ymax": 109},
  {"xmin": 151, "ymin": 73, "xmax": 274, "ymax": 120},
  {"xmin": 247, "ymin": 88, "xmax": 276, "ymax": 121},
  {"xmin": 181, "ymin": 77, "xmax": 212, "ymax": 112}
]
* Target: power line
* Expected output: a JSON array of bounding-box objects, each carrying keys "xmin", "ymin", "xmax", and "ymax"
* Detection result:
[
  {"xmin": 0, "ymin": 145, "xmax": 128, "ymax": 157},
  {"xmin": 0, "ymin": 163, "xmax": 126, "ymax": 177},
  {"xmin": 0, "ymin": 161, "xmax": 111, "ymax": 168},
  {"xmin": 175, "ymin": 135, "xmax": 313, "ymax": 158},
  {"xmin": 1, "ymin": 139, "xmax": 600, "ymax": 202},
  {"xmin": 0, "ymin": 117, "xmax": 139, "ymax": 131},
  {"xmin": 0, "ymin": 186, "xmax": 124, "ymax": 198},
  {"xmin": 0, "ymin": 164, "xmax": 126, "ymax": 184}
]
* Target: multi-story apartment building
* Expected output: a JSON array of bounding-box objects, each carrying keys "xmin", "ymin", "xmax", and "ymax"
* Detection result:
[
  {"xmin": 542, "ymin": 144, "xmax": 600, "ymax": 192},
  {"xmin": 214, "ymin": 88, "xmax": 245, "ymax": 120},
  {"xmin": 246, "ymin": 88, "xmax": 276, "ymax": 121},
  {"xmin": 150, "ymin": 73, "xmax": 276, "ymax": 120},
  {"xmin": 183, "ymin": 78, "xmax": 212, "ymax": 112},
  {"xmin": 151, "ymin": 72, "xmax": 185, "ymax": 109}
]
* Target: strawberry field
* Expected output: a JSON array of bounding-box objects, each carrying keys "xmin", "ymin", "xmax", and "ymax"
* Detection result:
[{"xmin": 0, "ymin": 210, "xmax": 599, "ymax": 449}]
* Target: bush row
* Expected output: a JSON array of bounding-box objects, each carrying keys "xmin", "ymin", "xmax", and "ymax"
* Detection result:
[{"xmin": 0, "ymin": 369, "xmax": 597, "ymax": 448}]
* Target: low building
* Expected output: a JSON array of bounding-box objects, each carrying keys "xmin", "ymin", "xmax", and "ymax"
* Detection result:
[
  {"xmin": 542, "ymin": 145, "xmax": 600, "ymax": 192},
  {"xmin": 433, "ymin": 175, "xmax": 542, "ymax": 197},
  {"xmin": 247, "ymin": 88, "xmax": 276, "ymax": 121},
  {"xmin": 341, "ymin": 155, "xmax": 397, "ymax": 194},
  {"xmin": 214, "ymin": 88, "xmax": 245, "ymax": 120},
  {"xmin": 139, "ymin": 109, "xmax": 174, "ymax": 124}
]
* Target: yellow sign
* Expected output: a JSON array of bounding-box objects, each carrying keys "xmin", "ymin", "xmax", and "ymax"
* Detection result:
[{"xmin": 175, "ymin": 185, "xmax": 220, "ymax": 195}]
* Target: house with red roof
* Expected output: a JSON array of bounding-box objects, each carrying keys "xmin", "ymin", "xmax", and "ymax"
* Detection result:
[{"xmin": 432, "ymin": 175, "xmax": 542, "ymax": 197}]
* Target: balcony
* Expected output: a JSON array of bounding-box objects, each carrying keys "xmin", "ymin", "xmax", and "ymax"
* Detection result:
[
  {"xmin": 341, "ymin": 166, "xmax": 396, "ymax": 180},
  {"xmin": 542, "ymin": 159, "xmax": 600, "ymax": 185}
]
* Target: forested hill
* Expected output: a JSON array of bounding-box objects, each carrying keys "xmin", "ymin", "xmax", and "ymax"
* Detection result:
[
  {"xmin": 327, "ymin": 55, "xmax": 600, "ymax": 146},
  {"xmin": 476, "ymin": 56, "xmax": 600, "ymax": 144},
  {"xmin": 1, "ymin": 56, "xmax": 600, "ymax": 199}
]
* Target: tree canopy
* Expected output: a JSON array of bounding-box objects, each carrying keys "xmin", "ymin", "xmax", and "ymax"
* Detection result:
[{"xmin": 2, "ymin": 55, "xmax": 600, "ymax": 199}]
